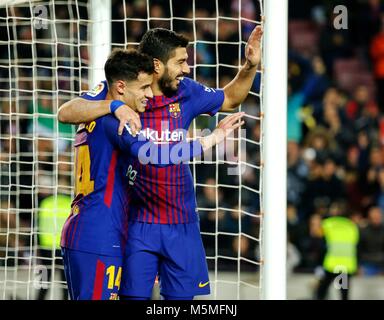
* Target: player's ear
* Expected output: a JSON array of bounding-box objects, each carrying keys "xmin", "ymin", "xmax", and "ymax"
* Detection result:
[
  {"xmin": 153, "ymin": 58, "xmax": 162, "ymax": 74},
  {"xmin": 115, "ymin": 80, "xmax": 125, "ymax": 95}
]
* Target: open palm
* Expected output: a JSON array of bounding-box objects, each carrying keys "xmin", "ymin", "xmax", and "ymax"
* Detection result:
[{"xmin": 245, "ymin": 26, "xmax": 263, "ymax": 68}]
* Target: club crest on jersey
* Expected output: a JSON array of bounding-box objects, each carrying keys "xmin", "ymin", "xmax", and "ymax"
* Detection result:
[
  {"xmin": 168, "ymin": 103, "xmax": 181, "ymax": 118},
  {"xmin": 72, "ymin": 205, "xmax": 80, "ymax": 216},
  {"xmin": 109, "ymin": 293, "xmax": 118, "ymax": 300},
  {"xmin": 87, "ymin": 82, "xmax": 104, "ymax": 97}
]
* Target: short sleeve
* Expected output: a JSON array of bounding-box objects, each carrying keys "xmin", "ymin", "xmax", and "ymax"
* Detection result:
[
  {"xmin": 182, "ymin": 78, "xmax": 224, "ymax": 117},
  {"xmin": 80, "ymin": 81, "xmax": 108, "ymax": 101}
]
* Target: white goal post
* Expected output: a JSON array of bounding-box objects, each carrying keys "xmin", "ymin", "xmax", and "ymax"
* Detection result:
[{"xmin": 262, "ymin": 0, "xmax": 288, "ymax": 300}]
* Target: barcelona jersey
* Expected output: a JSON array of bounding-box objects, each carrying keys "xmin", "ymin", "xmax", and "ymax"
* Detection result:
[
  {"xmin": 60, "ymin": 84, "xmax": 205, "ymax": 256},
  {"xmin": 130, "ymin": 78, "xmax": 224, "ymax": 224},
  {"xmin": 80, "ymin": 78, "xmax": 224, "ymax": 225}
]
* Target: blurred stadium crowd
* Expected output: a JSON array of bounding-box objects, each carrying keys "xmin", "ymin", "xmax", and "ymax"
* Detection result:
[
  {"xmin": 288, "ymin": 0, "xmax": 384, "ymax": 275},
  {"xmin": 1, "ymin": 0, "xmax": 384, "ymax": 281}
]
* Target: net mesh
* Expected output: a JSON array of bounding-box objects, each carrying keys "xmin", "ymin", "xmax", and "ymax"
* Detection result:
[{"xmin": 0, "ymin": 0, "xmax": 263, "ymax": 299}]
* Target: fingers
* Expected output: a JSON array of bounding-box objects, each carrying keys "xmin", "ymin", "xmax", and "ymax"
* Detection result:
[
  {"xmin": 224, "ymin": 120, "xmax": 245, "ymax": 136},
  {"xmin": 225, "ymin": 112, "xmax": 244, "ymax": 121},
  {"xmin": 225, "ymin": 116, "xmax": 244, "ymax": 129},
  {"xmin": 129, "ymin": 120, "xmax": 139, "ymax": 137},
  {"xmin": 249, "ymin": 26, "xmax": 258, "ymax": 39},
  {"xmin": 225, "ymin": 114, "xmax": 244, "ymax": 129},
  {"xmin": 229, "ymin": 120, "xmax": 245, "ymax": 131},
  {"xmin": 248, "ymin": 27, "xmax": 258, "ymax": 42},
  {"xmin": 252, "ymin": 25, "xmax": 263, "ymax": 35},
  {"xmin": 216, "ymin": 113, "xmax": 245, "ymax": 140},
  {"xmin": 118, "ymin": 120, "xmax": 125, "ymax": 136},
  {"xmin": 248, "ymin": 25, "xmax": 263, "ymax": 43},
  {"xmin": 115, "ymin": 105, "xmax": 142, "ymax": 136},
  {"xmin": 229, "ymin": 112, "xmax": 245, "ymax": 122},
  {"xmin": 213, "ymin": 123, "xmax": 244, "ymax": 144},
  {"xmin": 130, "ymin": 115, "xmax": 142, "ymax": 135},
  {"xmin": 118, "ymin": 119, "xmax": 139, "ymax": 136},
  {"xmin": 211, "ymin": 113, "xmax": 245, "ymax": 147},
  {"xmin": 219, "ymin": 112, "xmax": 245, "ymax": 128}
]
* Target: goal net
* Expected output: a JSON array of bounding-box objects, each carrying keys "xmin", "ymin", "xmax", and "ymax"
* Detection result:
[{"xmin": 0, "ymin": 0, "xmax": 264, "ymax": 300}]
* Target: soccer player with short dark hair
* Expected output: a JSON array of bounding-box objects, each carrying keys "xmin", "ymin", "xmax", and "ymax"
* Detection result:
[
  {"xmin": 60, "ymin": 48, "xmax": 243, "ymax": 300},
  {"xmin": 58, "ymin": 26, "xmax": 262, "ymax": 300}
]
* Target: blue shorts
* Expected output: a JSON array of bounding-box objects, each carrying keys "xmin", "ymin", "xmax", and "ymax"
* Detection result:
[
  {"xmin": 61, "ymin": 247, "xmax": 123, "ymax": 300},
  {"xmin": 120, "ymin": 222, "xmax": 210, "ymax": 298}
]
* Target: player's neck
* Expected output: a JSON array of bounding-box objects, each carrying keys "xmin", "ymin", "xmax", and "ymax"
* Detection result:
[
  {"xmin": 106, "ymin": 91, "xmax": 117, "ymax": 101},
  {"xmin": 106, "ymin": 91, "xmax": 127, "ymax": 104},
  {"xmin": 151, "ymin": 81, "xmax": 164, "ymax": 97}
]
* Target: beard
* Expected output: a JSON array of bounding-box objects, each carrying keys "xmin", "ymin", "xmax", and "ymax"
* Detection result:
[{"xmin": 158, "ymin": 68, "xmax": 179, "ymax": 97}]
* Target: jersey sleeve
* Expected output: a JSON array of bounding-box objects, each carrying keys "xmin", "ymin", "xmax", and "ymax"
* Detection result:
[
  {"xmin": 79, "ymin": 81, "xmax": 108, "ymax": 101},
  {"xmin": 183, "ymin": 78, "xmax": 225, "ymax": 117},
  {"xmin": 102, "ymin": 115, "xmax": 204, "ymax": 166}
]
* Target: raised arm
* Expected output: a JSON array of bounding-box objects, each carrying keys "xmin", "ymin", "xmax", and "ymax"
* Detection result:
[
  {"xmin": 58, "ymin": 97, "xmax": 141, "ymax": 135},
  {"xmin": 220, "ymin": 26, "xmax": 263, "ymax": 112}
]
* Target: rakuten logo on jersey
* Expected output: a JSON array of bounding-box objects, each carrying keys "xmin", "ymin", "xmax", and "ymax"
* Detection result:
[
  {"xmin": 135, "ymin": 120, "xmax": 191, "ymax": 166},
  {"xmin": 141, "ymin": 127, "xmax": 185, "ymax": 144},
  {"xmin": 134, "ymin": 118, "xmax": 248, "ymax": 175},
  {"xmin": 127, "ymin": 120, "xmax": 187, "ymax": 144}
]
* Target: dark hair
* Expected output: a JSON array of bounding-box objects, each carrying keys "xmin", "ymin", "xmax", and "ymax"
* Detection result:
[
  {"xmin": 138, "ymin": 28, "xmax": 189, "ymax": 63},
  {"xmin": 104, "ymin": 49, "xmax": 154, "ymax": 87}
]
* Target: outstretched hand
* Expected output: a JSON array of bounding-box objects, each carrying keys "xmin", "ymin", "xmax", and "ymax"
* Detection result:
[
  {"xmin": 199, "ymin": 112, "xmax": 245, "ymax": 151},
  {"xmin": 213, "ymin": 112, "xmax": 245, "ymax": 145},
  {"xmin": 245, "ymin": 25, "xmax": 263, "ymax": 69}
]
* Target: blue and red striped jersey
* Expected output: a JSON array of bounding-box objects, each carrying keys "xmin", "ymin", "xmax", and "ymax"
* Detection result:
[
  {"xmin": 61, "ymin": 93, "xmax": 204, "ymax": 255},
  {"xmin": 129, "ymin": 78, "xmax": 224, "ymax": 224},
  {"xmin": 81, "ymin": 78, "xmax": 224, "ymax": 225}
]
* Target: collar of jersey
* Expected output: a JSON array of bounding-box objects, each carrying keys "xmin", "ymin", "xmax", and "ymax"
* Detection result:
[{"xmin": 147, "ymin": 94, "xmax": 182, "ymax": 109}]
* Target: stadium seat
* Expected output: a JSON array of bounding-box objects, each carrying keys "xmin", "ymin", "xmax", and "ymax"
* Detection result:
[
  {"xmin": 289, "ymin": 20, "xmax": 320, "ymax": 56},
  {"xmin": 333, "ymin": 58, "xmax": 376, "ymax": 97}
]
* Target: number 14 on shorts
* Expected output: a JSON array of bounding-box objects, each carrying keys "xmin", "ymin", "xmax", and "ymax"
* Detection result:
[{"xmin": 106, "ymin": 265, "xmax": 122, "ymax": 290}]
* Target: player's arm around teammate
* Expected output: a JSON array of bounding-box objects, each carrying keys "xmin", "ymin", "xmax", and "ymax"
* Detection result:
[{"xmin": 58, "ymin": 97, "xmax": 141, "ymax": 136}]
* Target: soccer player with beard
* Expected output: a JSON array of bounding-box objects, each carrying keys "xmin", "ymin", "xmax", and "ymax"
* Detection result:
[
  {"xmin": 60, "ymin": 48, "xmax": 244, "ymax": 300},
  {"xmin": 58, "ymin": 26, "xmax": 262, "ymax": 300}
]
